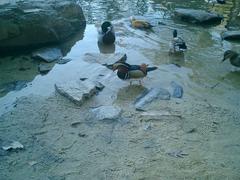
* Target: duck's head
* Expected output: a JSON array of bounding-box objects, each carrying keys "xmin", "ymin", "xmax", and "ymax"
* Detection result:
[
  {"xmin": 222, "ymin": 50, "xmax": 237, "ymax": 62},
  {"xmin": 130, "ymin": 16, "xmax": 136, "ymax": 22},
  {"xmin": 101, "ymin": 21, "xmax": 112, "ymax": 33},
  {"xmin": 173, "ymin": 29, "xmax": 178, "ymax": 38},
  {"xmin": 112, "ymin": 62, "xmax": 122, "ymax": 71}
]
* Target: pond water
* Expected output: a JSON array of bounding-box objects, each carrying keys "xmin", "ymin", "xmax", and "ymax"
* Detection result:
[
  {"xmin": 0, "ymin": 0, "xmax": 240, "ymax": 179},
  {"xmin": 1, "ymin": 0, "xmax": 239, "ymax": 108}
]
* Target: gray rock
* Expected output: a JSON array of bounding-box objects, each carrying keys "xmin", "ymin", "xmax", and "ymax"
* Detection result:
[
  {"xmin": 135, "ymin": 88, "xmax": 171, "ymax": 111},
  {"xmin": 57, "ymin": 58, "xmax": 72, "ymax": 64},
  {"xmin": 91, "ymin": 105, "xmax": 122, "ymax": 121},
  {"xmin": 32, "ymin": 48, "xmax": 63, "ymax": 62},
  {"xmin": 222, "ymin": 31, "xmax": 240, "ymax": 41},
  {"xmin": 171, "ymin": 81, "xmax": 183, "ymax": 98},
  {"xmin": 174, "ymin": 8, "xmax": 223, "ymax": 25},
  {"xmin": 55, "ymin": 80, "xmax": 104, "ymax": 105},
  {"xmin": 0, "ymin": 0, "xmax": 86, "ymax": 53},
  {"xmin": 0, "ymin": 80, "xmax": 27, "ymax": 94},
  {"xmin": 38, "ymin": 63, "xmax": 53, "ymax": 74}
]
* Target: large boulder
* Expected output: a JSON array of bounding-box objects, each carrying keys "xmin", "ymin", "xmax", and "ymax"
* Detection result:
[
  {"xmin": 174, "ymin": 8, "xmax": 223, "ymax": 25},
  {"xmin": 0, "ymin": 0, "xmax": 86, "ymax": 54}
]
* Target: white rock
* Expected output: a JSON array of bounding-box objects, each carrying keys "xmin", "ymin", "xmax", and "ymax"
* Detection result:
[{"xmin": 2, "ymin": 141, "xmax": 24, "ymax": 151}]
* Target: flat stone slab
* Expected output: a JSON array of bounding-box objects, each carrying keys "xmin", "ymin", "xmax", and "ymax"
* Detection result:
[
  {"xmin": 55, "ymin": 79, "xmax": 104, "ymax": 105},
  {"xmin": 32, "ymin": 47, "xmax": 63, "ymax": 62},
  {"xmin": 91, "ymin": 105, "xmax": 122, "ymax": 121},
  {"xmin": 174, "ymin": 8, "xmax": 223, "ymax": 25},
  {"xmin": 222, "ymin": 31, "xmax": 240, "ymax": 41}
]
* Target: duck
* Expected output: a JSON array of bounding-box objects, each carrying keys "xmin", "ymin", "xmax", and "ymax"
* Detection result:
[
  {"xmin": 130, "ymin": 16, "xmax": 154, "ymax": 29},
  {"xmin": 222, "ymin": 50, "xmax": 240, "ymax": 67},
  {"xmin": 98, "ymin": 21, "xmax": 115, "ymax": 45},
  {"xmin": 169, "ymin": 29, "xmax": 187, "ymax": 54},
  {"xmin": 112, "ymin": 61, "xmax": 158, "ymax": 84},
  {"xmin": 205, "ymin": 0, "xmax": 226, "ymax": 4}
]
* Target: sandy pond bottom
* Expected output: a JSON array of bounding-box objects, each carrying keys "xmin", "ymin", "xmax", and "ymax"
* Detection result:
[
  {"xmin": 0, "ymin": 21, "xmax": 240, "ymax": 179},
  {"xmin": 0, "ymin": 90, "xmax": 240, "ymax": 180}
]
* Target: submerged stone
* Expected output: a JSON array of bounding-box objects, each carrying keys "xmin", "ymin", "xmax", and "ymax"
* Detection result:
[
  {"xmin": 38, "ymin": 63, "xmax": 53, "ymax": 74},
  {"xmin": 222, "ymin": 31, "xmax": 240, "ymax": 41},
  {"xmin": 0, "ymin": 80, "xmax": 27, "ymax": 94},
  {"xmin": 135, "ymin": 87, "xmax": 171, "ymax": 111},
  {"xmin": 171, "ymin": 81, "xmax": 184, "ymax": 98},
  {"xmin": 32, "ymin": 48, "xmax": 63, "ymax": 62}
]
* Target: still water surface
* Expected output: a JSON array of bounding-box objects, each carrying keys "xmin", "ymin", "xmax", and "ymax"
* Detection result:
[{"xmin": 0, "ymin": 0, "xmax": 240, "ymax": 114}]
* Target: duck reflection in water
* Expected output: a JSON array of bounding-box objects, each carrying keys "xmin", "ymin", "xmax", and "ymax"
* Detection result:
[
  {"xmin": 98, "ymin": 21, "xmax": 115, "ymax": 45},
  {"xmin": 97, "ymin": 21, "xmax": 116, "ymax": 53},
  {"xmin": 97, "ymin": 41, "xmax": 115, "ymax": 54}
]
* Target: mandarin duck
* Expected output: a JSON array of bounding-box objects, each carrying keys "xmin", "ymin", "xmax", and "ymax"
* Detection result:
[
  {"xmin": 169, "ymin": 29, "xmax": 187, "ymax": 55},
  {"xmin": 130, "ymin": 16, "xmax": 154, "ymax": 29},
  {"xmin": 112, "ymin": 61, "xmax": 158, "ymax": 84},
  {"xmin": 98, "ymin": 21, "xmax": 115, "ymax": 45},
  {"xmin": 222, "ymin": 50, "xmax": 240, "ymax": 67}
]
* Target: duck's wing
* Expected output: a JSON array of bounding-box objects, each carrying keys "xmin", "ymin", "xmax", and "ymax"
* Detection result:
[
  {"xmin": 147, "ymin": 66, "xmax": 158, "ymax": 72},
  {"xmin": 132, "ymin": 20, "xmax": 153, "ymax": 29},
  {"xmin": 102, "ymin": 32, "xmax": 115, "ymax": 44},
  {"xmin": 230, "ymin": 55, "xmax": 240, "ymax": 67},
  {"xmin": 128, "ymin": 65, "xmax": 146, "ymax": 79},
  {"xmin": 174, "ymin": 37, "xmax": 187, "ymax": 50}
]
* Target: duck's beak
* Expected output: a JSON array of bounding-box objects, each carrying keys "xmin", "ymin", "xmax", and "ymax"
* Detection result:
[
  {"xmin": 221, "ymin": 53, "xmax": 231, "ymax": 62},
  {"xmin": 221, "ymin": 57, "xmax": 226, "ymax": 62}
]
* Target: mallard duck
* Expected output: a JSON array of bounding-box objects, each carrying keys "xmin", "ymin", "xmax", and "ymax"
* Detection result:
[
  {"xmin": 130, "ymin": 16, "xmax": 154, "ymax": 29},
  {"xmin": 112, "ymin": 61, "xmax": 157, "ymax": 84},
  {"xmin": 222, "ymin": 50, "xmax": 240, "ymax": 67},
  {"xmin": 98, "ymin": 21, "xmax": 115, "ymax": 45},
  {"xmin": 169, "ymin": 29, "xmax": 187, "ymax": 54}
]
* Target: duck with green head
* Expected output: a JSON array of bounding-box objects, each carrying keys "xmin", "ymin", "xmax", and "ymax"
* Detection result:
[
  {"xmin": 169, "ymin": 29, "xmax": 187, "ymax": 54},
  {"xmin": 222, "ymin": 50, "xmax": 240, "ymax": 67},
  {"xmin": 98, "ymin": 21, "xmax": 115, "ymax": 45}
]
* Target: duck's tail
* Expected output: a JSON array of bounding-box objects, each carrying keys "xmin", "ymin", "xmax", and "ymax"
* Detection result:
[
  {"xmin": 147, "ymin": 66, "xmax": 158, "ymax": 72},
  {"xmin": 147, "ymin": 24, "xmax": 155, "ymax": 28}
]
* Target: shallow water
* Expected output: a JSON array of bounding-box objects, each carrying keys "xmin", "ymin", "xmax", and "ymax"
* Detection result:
[{"xmin": 0, "ymin": 0, "xmax": 240, "ymax": 179}]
